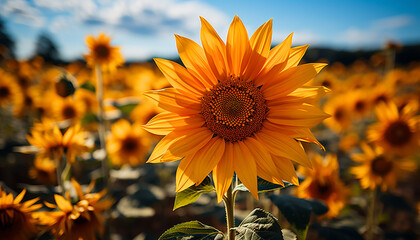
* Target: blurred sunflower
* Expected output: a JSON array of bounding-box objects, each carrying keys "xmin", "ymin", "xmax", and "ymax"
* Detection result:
[
  {"xmin": 348, "ymin": 89, "xmax": 372, "ymax": 119},
  {"xmin": 84, "ymin": 33, "xmax": 124, "ymax": 72},
  {"xmin": 107, "ymin": 119, "xmax": 151, "ymax": 166},
  {"xmin": 296, "ymin": 154, "xmax": 347, "ymax": 218},
  {"xmin": 26, "ymin": 120, "xmax": 91, "ymax": 163},
  {"xmin": 42, "ymin": 179, "xmax": 113, "ymax": 240},
  {"xmin": 0, "ymin": 187, "xmax": 43, "ymax": 239},
  {"xmin": 29, "ymin": 157, "xmax": 57, "ymax": 185},
  {"xmin": 144, "ymin": 16, "xmax": 328, "ymax": 201},
  {"xmin": 0, "ymin": 69, "xmax": 22, "ymax": 108},
  {"xmin": 53, "ymin": 96, "xmax": 87, "ymax": 122},
  {"xmin": 75, "ymin": 88, "xmax": 99, "ymax": 113},
  {"xmin": 370, "ymin": 82, "xmax": 394, "ymax": 107},
  {"xmin": 351, "ymin": 143, "xmax": 417, "ymax": 191},
  {"xmin": 323, "ymin": 95, "xmax": 352, "ymax": 133},
  {"xmin": 367, "ymin": 101, "xmax": 420, "ymax": 156}
]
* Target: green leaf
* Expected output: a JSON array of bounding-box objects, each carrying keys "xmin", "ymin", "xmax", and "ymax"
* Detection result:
[
  {"xmin": 81, "ymin": 112, "xmax": 99, "ymax": 125},
  {"xmin": 236, "ymin": 208, "xmax": 284, "ymax": 240},
  {"xmin": 80, "ymin": 82, "xmax": 96, "ymax": 93},
  {"xmin": 173, "ymin": 176, "xmax": 214, "ymax": 210},
  {"xmin": 234, "ymin": 178, "xmax": 294, "ymax": 194},
  {"xmin": 159, "ymin": 220, "xmax": 223, "ymax": 240},
  {"xmin": 268, "ymin": 195, "xmax": 328, "ymax": 240},
  {"xmin": 117, "ymin": 103, "xmax": 139, "ymax": 116}
]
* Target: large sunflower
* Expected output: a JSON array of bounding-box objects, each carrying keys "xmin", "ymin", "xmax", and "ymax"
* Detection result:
[
  {"xmin": 350, "ymin": 143, "xmax": 417, "ymax": 191},
  {"xmin": 143, "ymin": 16, "xmax": 328, "ymax": 201},
  {"xmin": 0, "ymin": 187, "xmax": 43, "ymax": 239},
  {"xmin": 367, "ymin": 101, "xmax": 420, "ymax": 156}
]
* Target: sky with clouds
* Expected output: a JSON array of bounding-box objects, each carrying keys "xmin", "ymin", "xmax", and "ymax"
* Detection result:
[{"xmin": 1, "ymin": 0, "xmax": 420, "ymax": 61}]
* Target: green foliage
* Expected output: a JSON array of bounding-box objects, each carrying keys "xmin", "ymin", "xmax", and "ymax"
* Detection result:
[
  {"xmin": 173, "ymin": 176, "xmax": 214, "ymax": 210},
  {"xmin": 268, "ymin": 195, "xmax": 328, "ymax": 240},
  {"xmin": 116, "ymin": 103, "xmax": 138, "ymax": 116},
  {"xmin": 236, "ymin": 208, "xmax": 283, "ymax": 240},
  {"xmin": 80, "ymin": 82, "xmax": 96, "ymax": 92},
  {"xmin": 81, "ymin": 112, "xmax": 99, "ymax": 125},
  {"xmin": 234, "ymin": 178, "xmax": 294, "ymax": 194},
  {"xmin": 159, "ymin": 221, "xmax": 223, "ymax": 240}
]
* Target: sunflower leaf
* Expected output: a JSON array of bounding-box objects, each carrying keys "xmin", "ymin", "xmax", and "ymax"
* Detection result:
[
  {"xmin": 268, "ymin": 195, "xmax": 328, "ymax": 239},
  {"xmin": 234, "ymin": 178, "xmax": 293, "ymax": 194},
  {"xmin": 173, "ymin": 176, "xmax": 214, "ymax": 210},
  {"xmin": 80, "ymin": 82, "xmax": 96, "ymax": 93},
  {"xmin": 159, "ymin": 220, "xmax": 223, "ymax": 240},
  {"xmin": 236, "ymin": 208, "xmax": 284, "ymax": 240},
  {"xmin": 116, "ymin": 103, "xmax": 139, "ymax": 116}
]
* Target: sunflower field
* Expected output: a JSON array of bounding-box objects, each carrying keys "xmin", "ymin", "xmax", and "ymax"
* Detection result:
[{"xmin": 1, "ymin": 14, "xmax": 420, "ymax": 240}]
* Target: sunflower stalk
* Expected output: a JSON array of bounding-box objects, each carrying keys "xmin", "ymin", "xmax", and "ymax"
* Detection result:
[
  {"xmin": 366, "ymin": 188, "xmax": 377, "ymax": 240},
  {"xmin": 54, "ymin": 153, "xmax": 66, "ymax": 195},
  {"xmin": 223, "ymin": 180, "xmax": 237, "ymax": 240},
  {"xmin": 94, "ymin": 65, "xmax": 109, "ymax": 185}
]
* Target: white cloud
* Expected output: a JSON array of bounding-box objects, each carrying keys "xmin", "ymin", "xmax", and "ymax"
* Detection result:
[
  {"xmin": 372, "ymin": 15, "xmax": 413, "ymax": 30},
  {"xmin": 1, "ymin": 0, "xmax": 45, "ymax": 27}
]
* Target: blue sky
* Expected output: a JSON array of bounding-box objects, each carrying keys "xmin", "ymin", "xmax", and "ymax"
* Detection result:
[{"xmin": 1, "ymin": 0, "xmax": 420, "ymax": 61}]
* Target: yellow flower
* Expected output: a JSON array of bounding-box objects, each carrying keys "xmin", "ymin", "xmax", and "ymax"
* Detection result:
[
  {"xmin": 367, "ymin": 101, "xmax": 420, "ymax": 156},
  {"xmin": 42, "ymin": 179, "xmax": 113, "ymax": 240},
  {"xmin": 26, "ymin": 120, "xmax": 91, "ymax": 163},
  {"xmin": 0, "ymin": 69, "xmax": 22, "ymax": 108},
  {"xmin": 323, "ymin": 94, "xmax": 352, "ymax": 133},
  {"xmin": 348, "ymin": 89, "xmax": 372, "ymax": 119},
  {"xmin": 144, "ymin": 16, "xmax": 329, "ymax": 201},
  {"xmin": 84, "ymin": 33, "xmax": 124, "ymax": 71},
  {"xmin": 53, "ymin": 96, "xmax": 87, "ymax": 122},
  {"xmin": 351, "ymin": 143, "xmax": 417, "ymax": 191},
  {"xmin": 296, "ymin": 154, "xmax": 347, "ymax": 218},
  {"xmin": 107, "ymin": 119, "xmax": 151, "ymax": 166},
  {"xmin": 0, "ymin": 187, "xmax": 43, "ymax": 239},
  {"xmin": 29, "ymin": 156, "xmax": 57, "ymax": 185}
]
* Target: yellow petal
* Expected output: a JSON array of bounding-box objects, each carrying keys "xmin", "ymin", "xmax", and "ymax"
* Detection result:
[
  {"xmin": 143, "ymin": 112, "xmax": 204, "ymax": 135},
  {"xmin": 267, "ymin": 103, "xmax": 330, "ymax": 127},
  {"xmin": 243, "ymin": 137, "xmax": 284, "ymax": 185},
  {"xmin": 147, "ymin": 132, "xmax": 183, "ymax": 163},
  {"xmin": 254, "ymin": 129, "xmax": 312, "ymax": 168},
  {"xmin": 234, "ymin": 141, "xmax": 258, "ymax": 199},
  {"xmin": 144, "ymin": 88, "xmax": 200, "ymax": 115},
  {"xmin": 167, "ymin": 127, "xmax": 213, "ymax": 158},
  {"xmin": 71, "ymin": 178, "xmax": 84, "ymax": 200},
  {"xmin": 175, "ymin": 34, "xmax": 217, "ymax": 88},
  {"xmin": 284, "ymin": 44, "xmax": 309, "ymax": 70},
  {"xmin": 54, "ymin": 194, "xmax": 73, "ymax": 212},
  {"xmin": 200, "ymin": 17, "xmax": 228, "ymax": 81},
  {"xmin": 226, "ymin": 15, "xmax": 251, "ymax": 77},
  {"xmin": 243, "ymin": 19, "xmax": 272, "ymax": 81},
  {"xmin": 13, "ymin": 189, "xmax": 26, "ymax": 204},
  {"xmin": 176, "ymin": 153, "xmax": 197, "ymax": 192},
  {"xmin": 262, "ymin": 64, "xmax": 318, "ymax": 98},
  {"xmin": 271, "ymin": 156, "xmax": 299, "ymax": 185},
  {"xmin": 154, "ymin": 58, "xmax": 205, "ymax": 96},
  {"xmin": 213, "ymin": 142, "xmax": 234, "ymax": 202}
]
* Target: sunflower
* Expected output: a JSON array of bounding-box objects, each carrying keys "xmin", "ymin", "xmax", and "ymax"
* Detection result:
[
  {"xmin": 367, "ymin": 101, "xmax": 420, "ymax": 156},
  {"xmin": 42, "ymin": 179, "xmax": 113, "ymax": 240},
  {"xmin": 75, "ymin": 88, "xmax": 99, "ymax": 113},
  {"xmin": 107, "ymin": 119, "xmax": 151, "ymax": 166},
  {"xmin": 143, "ymin": 16, "xmax": 328, "ymax": 201},
  {"xmin": 350, "ymin": 143, "xmax": 417, "ymax": 191},
  {"xmin": 348, "ymin": 89, "xmax": 372, "ymax": 119},
  {"xmin": 0, "ymin": 187, "xmax": 43, "ymax": 239},
  {"xmin": 53, "ymin": 96, "xmax": 87, "ymax": 122},
  {"xmin": 323, "ymin": 94, "xmax": 352, "ymax": 133},
  {"xmin": 296, "ymin": 154, "xmax": 347, "ymax": 218},
  {"xmin": 29, "ymin": 156, "xmax": 57, "ymax": 185},
  {"xmin": 0, "ymin": 69, "xmax": 22, "ymax": 108},
  {"xmin": 26, "ymin": 120, "xmax": 91, "ymax": 163},
  {"xmin": 370, "ymin": 82, "xmax": 394, "ymax": 107},
  {"xmin": 84, "ymin": 33, "xmax": 124, "ymax": 72}
]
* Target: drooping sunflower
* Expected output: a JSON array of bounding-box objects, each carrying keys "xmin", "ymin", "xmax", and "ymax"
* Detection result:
[
  {"xmin": 84, "ymin": 33, "xmax": 124, "ymax": 72},
  {"xmin": 296, "ymin": 154, "xmax": 347, "ymax": 218},
  {"xmin": 350, "ymin": 143, "xmax": 417, "ymax": 191},
  {"xmin": 42, "ymin": 179, "xmax": 113, "ymax": 240},
  {"xmin": 367, "ymin": 101, "xmax": 420, "ymax": 156},
  {"xmin": 0, "ymin": 187, "xmax": 43, "ymax": 239},
  {"xmin": 26, "ymin": 120, "xmax": 91, "ymax": 163},
  {"xmin": 143, "ymin": 16, "xmax": 329, "ymax": 201},
  {"xmin": 107, "ymin": 119, "xmax": 151, "ymax": 166}
]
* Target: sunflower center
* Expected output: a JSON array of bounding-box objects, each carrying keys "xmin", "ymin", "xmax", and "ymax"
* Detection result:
[
  {"xmin": 321, "ymin": 79, "xmax": 332, "ymax": 88},
  {"xmin": 0, "ymin": 86, "xmax": 11, "ymax": 99},
  {"xmin": 94, "ymin": 44, "xmax": 110, "ymax": 58},
  {"xmin": 373, "ymin": 94, "xmax": 388, "ymax": 105},
  {"xmin": 121, "ymin": 137, "xmax": 139, "ymax": 153},
  {"xmin": 371, "ymin": 156, "xmax": 393, "ymax": 176},
  {"xmin": 312, "ymin": 180, "xmax": 332, "ymax": 199},
  {"xmin": 384, "ymin": 120, "xmax": 412, "ymax": 147},
  {"xmin": 201, "ymin": 78, "xmax": 267, "ymax": 142},
  {"xmin": 62, "ymin": 105, "xmax": 77, "ymax": 119},
  {"xmin": 334, "ymin": 108, "xmax": 345, "ymax": 121},
  {"xmin": 354, "ymin": 100, "xmax": 366, "ymax": 113}
]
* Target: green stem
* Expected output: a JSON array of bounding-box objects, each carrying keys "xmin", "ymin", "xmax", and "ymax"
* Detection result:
[
  {"xmin": 223, "ymin": 180, "xmax": 236, "ymax": 240},
  {"xmin": 54, "ymin": 154, "xmax": 65, "ymax": 194},
  {"xmin": 366, "ymin": 189, "xmax": 377, "ymax": 240},
  {"xmin": 95, "ymin": 65, "xmax": 109, "ymax": 185}
]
